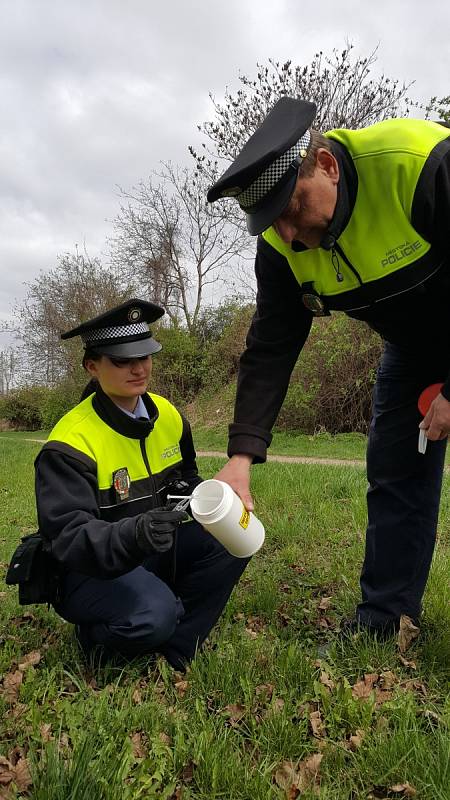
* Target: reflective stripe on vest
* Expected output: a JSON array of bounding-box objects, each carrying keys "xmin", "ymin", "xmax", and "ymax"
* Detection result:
[
  {"xmin": 263, "ymin": 119, "xmax": 450, "ymax": 299},
  {"xmin": 47, "ymin": 393, "xmax": 183, "ymax": 497}
]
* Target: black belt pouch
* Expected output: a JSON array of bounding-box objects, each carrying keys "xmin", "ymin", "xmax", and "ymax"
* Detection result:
[{"xmin": 5, "ymin": 532, "xmax": 60, "ymax": 605}]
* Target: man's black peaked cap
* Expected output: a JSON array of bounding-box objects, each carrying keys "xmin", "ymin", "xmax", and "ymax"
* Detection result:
[{"xmin": 207, "ymin": 97, "xmax": 316, "ymax": 235}]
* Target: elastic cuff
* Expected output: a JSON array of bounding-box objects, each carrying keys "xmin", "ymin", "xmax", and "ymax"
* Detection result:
[
  {"xmin": 227, "ymin": 436, "xmax": 267, "ymax": 464},
  {"xmin": 441, "ymin": 377, "xmax": 450, "ymax": 402}
]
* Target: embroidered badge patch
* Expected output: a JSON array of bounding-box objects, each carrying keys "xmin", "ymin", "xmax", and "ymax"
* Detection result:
[{"xmin": 113, "ymin": 467, "xmax": 131, "ymax": 501}]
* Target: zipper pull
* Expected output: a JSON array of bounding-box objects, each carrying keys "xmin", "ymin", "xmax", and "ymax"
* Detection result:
[{"xmin": 331, "ymin": 248, "xmax": 344, "ymax": 283}]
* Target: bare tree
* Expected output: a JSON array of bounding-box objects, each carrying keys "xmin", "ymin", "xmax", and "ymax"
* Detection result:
[
  {"xmin": 0, "ymin": 348, "xmax": 17, "ymax": 394},
  {"xmin": 190, "ymin": 44, "xmax": 418, "ymax": 179},
  {"xmin": 109, "ymin": 162, "xmax": 251, "ymax": 332},
  {"xmin": 10, "ymin": 248, "xmax": 130, "ymax": 386}
]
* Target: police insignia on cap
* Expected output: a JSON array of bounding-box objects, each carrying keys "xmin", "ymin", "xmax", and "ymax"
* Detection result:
[
  {"xmin": 220, "ymin": 186, "xmax": 242, "ymax": 197},
  {"xmin": 113, "ymin": 467, "xmax": 131, "ymax": 501},
  {"xmin": 128, "ymin": 308, "xmax": 142, "ymax": 322}
]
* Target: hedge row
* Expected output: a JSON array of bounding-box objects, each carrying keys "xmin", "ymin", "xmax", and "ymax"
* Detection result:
[{"xmin": 0, "ymin": 311, "xmax": 383, "ymax": 434}]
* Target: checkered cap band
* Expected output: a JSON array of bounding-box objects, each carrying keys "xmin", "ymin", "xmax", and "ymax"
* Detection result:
[
  {"xmin": 238, "ymin": 130, "xmax": 311, "ymax": 209},
  {"xmin": 81, "ymin": 321, "xmax": 149, "ymax": 344}
]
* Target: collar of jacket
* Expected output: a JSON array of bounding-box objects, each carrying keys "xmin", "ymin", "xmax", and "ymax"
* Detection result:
[
  {"xmin": 291, "ymin": 139, "xmax": 358, "ymax": 254},
  {"xmin": 92, "ymin": 385, "xmax": 158, "ymax": 439}
]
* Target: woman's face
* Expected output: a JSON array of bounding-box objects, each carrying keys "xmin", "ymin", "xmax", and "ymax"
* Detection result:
[{"xmin": 85, "ymin": 354, "xmax": 152, "ymax": 410}]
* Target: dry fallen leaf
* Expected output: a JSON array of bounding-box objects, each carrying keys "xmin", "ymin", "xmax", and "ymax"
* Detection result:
[
  {"xmin": 255, "ymin": 683, "xmax": 274, "ymax": 699},
  {"xmin": 18, "ymin": 651, "xmax": 41, "ymax": 671},
  {"xmin": 130, "ymin": 732, "xmax": 147, "ymax": 759},
  {"xmin": 348, "ymin": 728, "xmax": 365, "ymax": 750},
  {"xmin": 174, "ymin": 680, "xmax": 189, "ymax": 698},
  {"xmin": 398, "ymin": 615, "xmax": 420, "ymax": 653},
  {"xmin": 423, "ymin": 709, "xmax": 440, "ymax": 725},
  {"xmin": 352, "ymin": 673, "xmax": 378, "ymax": 700},
  {"xmin": 0, "ymin": 755, "xmax": 15, "ymax": 786},
  {"xmin": 273, "ymin": 761, "xmax": 298, "ymax": 792},
  {"xmin": 319, "ymin": 671, "xmax": 335, "ymax": 691},
  {"xmin": 401, "ymin": 679, "xmax": 427, "ymax": 697},
  {"xmin": 374, "ymin": 688, "xmax": 393, "ymax": 706},
  {"xmin": 2, "ymin": 671, "xmax": 23, "ymax": 703},
  {"xmin": 379, "ymin": 671, "xmax": 397, "ymax": 690},
  {"xmin": 270, "ymin": 698, "xmax": 285, "ymax": 715},
  {"xmin": 132, "ymin": 688, "xmax": 142, "ymax": 704},
  {"xmin": 389, "ymin": 781, "xmax": 417, "ymax": 796},
  {"xmin": 398, "ymin": 654, "xmax": 417, "ymax": 669},
  {"xmin": 12, "ymin": 758, "xmax": 32, "ymax": 792},
  {"xmin": 297, "ymin": 753, "xmax": 323, "ymax": 793},
  {"xmin": 39, "ymin": 723, "xmax": 53, "ymax": 742},
  {"xmin": 318, "ymin": 596, "xmax": 332, "ymax": 611},
  {"xmin": 0, "ymin": 755, "xmax": 32, "ymax": 795},
  {"xmin": 309, "ymin": 709, "xmax": 325, "ymax": 738},
  {"xmin": 222, "ymin": 703, "xmax": 246, "ymax": 727}
]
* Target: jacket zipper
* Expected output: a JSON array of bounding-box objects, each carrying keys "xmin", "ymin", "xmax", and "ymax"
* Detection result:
[
  {"xmin": 332, "ymin": 243, "xmax": 363, "ymax": 286},
  {"xmin": 139, "ymin": 439, "xmax": 159, "ymax": 510},
  {"xmin": 329, "ymin": 237, "xmax": 445, "ymax": 310}
]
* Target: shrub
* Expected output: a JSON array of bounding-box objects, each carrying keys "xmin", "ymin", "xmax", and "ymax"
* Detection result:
[
  {"xmin": 278, "ymin": 314, "xmax": 382, "ymax": 434},
  {"xmin": 40, "ymin": 382, "xmax": 83, "ymax": 429},
  {"xmin": 0, "ymin": 386, "xmax": 47, "ymax": 430},
  {"xmin": 151, "ymin": 326, "xmax": 205, "ymax": 404},
  {"xmin": 200, "ymin": 304, "xmax": 255, "ymax": 391}
]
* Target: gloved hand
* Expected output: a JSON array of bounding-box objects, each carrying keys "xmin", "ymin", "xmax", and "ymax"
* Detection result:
[{"xmin": 135, "ymin": 506, "xmax": 188, "ymax": 554}]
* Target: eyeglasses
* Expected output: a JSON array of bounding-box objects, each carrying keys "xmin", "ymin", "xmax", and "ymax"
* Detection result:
[{"xmin": 108, "ymin": 355, "xmax": 151, "ymax": 368}]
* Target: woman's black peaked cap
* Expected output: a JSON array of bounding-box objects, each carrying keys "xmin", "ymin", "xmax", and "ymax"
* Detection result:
[{"xmin": 61, "ymin": 298, "xmax": 165, "ymax": 358}]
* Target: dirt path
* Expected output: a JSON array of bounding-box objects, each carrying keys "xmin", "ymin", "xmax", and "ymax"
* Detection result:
[
  {"xmin": 5, "ymin": 439, "xmax": 449, "ymax": 472},
  {"xmin": 1, "ymin": 437, "xmax": 365, "ymax": 467},
  {"xmin": 197, "ymin": 450, "xmax": 365, "ymax": 467}
]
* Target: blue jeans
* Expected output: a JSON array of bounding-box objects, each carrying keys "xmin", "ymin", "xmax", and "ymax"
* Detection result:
[
  {"xmin": 55, "ymin": 520, "xmax": 249, "ymax": 669},
  {"xmin": 357, "ymin": 340, "xmax": 448, "ymax": 628}
]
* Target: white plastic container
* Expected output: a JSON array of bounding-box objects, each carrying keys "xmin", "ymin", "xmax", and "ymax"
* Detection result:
[{"xmin": 190, "ymin": 479, "xmax": 265, "ymax": 558}]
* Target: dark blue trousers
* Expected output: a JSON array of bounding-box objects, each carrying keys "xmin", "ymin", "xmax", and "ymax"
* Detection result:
[
  {"xmin": 55, "ymin": 520, "xmax": 249, "ymax": 669},
  {"xmin": 357, "ymin": 341, "xmax": 448, "ymax": 629}
]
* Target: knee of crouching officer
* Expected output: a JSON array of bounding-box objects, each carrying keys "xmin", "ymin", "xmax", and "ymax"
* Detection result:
[
  {"xmin": 106, "ymin": 588, "xmax": 184, "ymax": 652},
  {"xmin": 142, "ymin": 593, "xmax": 184, "ymax": 648}
]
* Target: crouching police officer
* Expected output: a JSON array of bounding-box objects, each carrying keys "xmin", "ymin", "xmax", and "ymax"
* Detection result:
[
  {"xmin": 33, "ymin": 299, "xmax": 249, "ymax": 669},
  {"xmin": 207, "ymin": 97, "xmax": 450, "ymax": 637}
]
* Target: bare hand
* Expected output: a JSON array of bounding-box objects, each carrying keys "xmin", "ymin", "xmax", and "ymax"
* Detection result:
[
  {"xmin": 215, "ymin": 454, "xmax": 254, "ymax": 511},
  {"xmin": 419, "ymin": 393, "xmax": 450, "ymax": 441}
]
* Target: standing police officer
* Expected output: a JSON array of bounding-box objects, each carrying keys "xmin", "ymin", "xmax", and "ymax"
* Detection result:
[
  {"xmin": 35, "ymin": 299, "xmax": 248, "ymax": 668},
  {"xmin": 207, "ymin": 97, "xmax": 450, "ymax": 636}
]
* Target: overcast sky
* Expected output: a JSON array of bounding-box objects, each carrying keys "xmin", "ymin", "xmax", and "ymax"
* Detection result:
[{"xmin": 1, "ymin": 0, "xmax": 449, "ymax": 338}]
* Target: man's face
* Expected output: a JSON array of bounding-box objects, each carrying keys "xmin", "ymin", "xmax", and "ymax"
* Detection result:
[{"xmin": 272, "ymin": 148, "xmax": 339, "ymax": 249}]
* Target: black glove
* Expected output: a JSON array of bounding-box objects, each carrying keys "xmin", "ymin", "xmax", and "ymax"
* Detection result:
[{"xmin": 135, "ymin": 506, "xmax": 188, "ymax": 555}]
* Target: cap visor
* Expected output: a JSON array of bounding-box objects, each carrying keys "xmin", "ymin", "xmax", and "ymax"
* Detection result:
[
  {"xmin": 91, "ymin": 337, "xmax": 162, "ymax": 358},
  {"xmin": 245, "ymin": 170, "xmax": 298, "ymax": 236}
]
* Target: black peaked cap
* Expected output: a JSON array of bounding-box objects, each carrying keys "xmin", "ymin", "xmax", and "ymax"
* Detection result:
[
  {"xmin": 61, "ymin": 298, "xmax": 165, "ymax": 358},
  {"xmin": 207, "ymin": 97, "xmax": 317, "ymax": 202}
]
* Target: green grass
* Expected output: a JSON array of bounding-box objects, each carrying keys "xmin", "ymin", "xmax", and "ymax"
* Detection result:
[
  {"xmin": 192, "ymin": 427, "xmax": 369, "ymax": 461},
  {"xmin": 1, "ymin": 427, "xmax": 369, "ymax": 460},
  {"xmin": 1, "ymin": 440, "xmax": 450, "ymax": 798}
]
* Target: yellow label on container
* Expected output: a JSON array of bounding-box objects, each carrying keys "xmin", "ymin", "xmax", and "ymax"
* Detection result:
[{"xmin": 239, "ymin": 507, "xmax": 250, "ymax": 529}]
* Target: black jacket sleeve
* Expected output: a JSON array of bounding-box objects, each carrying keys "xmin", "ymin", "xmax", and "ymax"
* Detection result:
[
  {"xmin": 228, "ymin": 236, "xmax": 313, "ymax": 462},
  {"xmin": 412, "ymin": 138, "xmax": 450, "ymax": 398},
  {"xmin": 412, "ymin": 135, "xmax": 450, "ymax": 256},
  {"xmin": 35, "ymin": 448, "xmax": 144, "ymax": 578}
]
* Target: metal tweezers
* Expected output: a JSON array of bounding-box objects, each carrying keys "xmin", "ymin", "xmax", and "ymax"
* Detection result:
[{"xmin": 166, "ymin": 494, "xmax": 193, "ymax": 511}]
